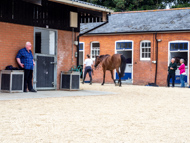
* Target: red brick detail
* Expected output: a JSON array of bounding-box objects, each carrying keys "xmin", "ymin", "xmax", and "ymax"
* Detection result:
[
  {"xmin": 56, "ymin": 30, "xmax": 78, "ymax": 89},
  {"xmin": 0, "ymin": 22, "xmax": 34, "ymax": 70},
  {"xmin": 80, "ymin": 32, "xmax": 190, "ymax": 86}
]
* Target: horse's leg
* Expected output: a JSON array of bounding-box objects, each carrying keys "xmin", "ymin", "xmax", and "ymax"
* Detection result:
[
  {"xmin": 110, "ymin": 70, "xmax": 115, "ymax": 85},
  {"xmin": 102, "ymin": 69, "xmax": 106, "ymax": 85},
  {"xmin": 116, "ymin": 68, "xmax": 121, "ymax": 86},
  {"xmin": 118, "ymin": 68, "xmax": 122, "ymax": 87}
]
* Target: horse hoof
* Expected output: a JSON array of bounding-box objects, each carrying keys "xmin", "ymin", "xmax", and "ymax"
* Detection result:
[{"xmin": 101, "ymin": 83, "xmax": 104, "ymax": 86}]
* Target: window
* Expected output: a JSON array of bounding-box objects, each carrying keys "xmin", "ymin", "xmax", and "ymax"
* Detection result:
[
  {"xmin": 116, "ymin": 42, "xmax": 132, "ymax": 49},
  {"xmin": 140, "ymin": 41, "xmax": 151, "ymax": 60},
  {"xmin": 170, "ymin": 42, "xmax": 188, "ymax": 51},
  {"xmin": 79, "ymin": 43, "xmax": 84, "ymax": 51},
  {"xmin": 91, "ymin": 42, "xmax": 100, "ymax": 60}
]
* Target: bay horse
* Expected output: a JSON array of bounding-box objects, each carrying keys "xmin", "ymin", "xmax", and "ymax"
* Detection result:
[{"xmin": 94, "ymin": 54, "xmax": 126, "ymax": 86}]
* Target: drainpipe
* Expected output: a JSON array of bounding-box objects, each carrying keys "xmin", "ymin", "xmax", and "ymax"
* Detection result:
[
  {"xmin": 155, "ymin": 33, "xmax": 158, "ymax": 84},
  {"xmin": 72, "ymin": 28, "xmax": 74, "ymax": 64},
  {"xmin": 154, "ymin": 33, "xmax": 162, "ymax": 85},
  {"xmin": 76, "ymin": 13, "xmax": 110, "ymax": 66}
]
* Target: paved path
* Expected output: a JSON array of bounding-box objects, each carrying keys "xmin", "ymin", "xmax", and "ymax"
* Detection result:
[{"xmin": 0, "ymin": 90, "xmax": 115, "ymax": 101}]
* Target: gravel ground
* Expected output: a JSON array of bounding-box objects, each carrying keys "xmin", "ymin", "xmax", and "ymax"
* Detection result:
[{"xmin": 0, "ymin": 83, "xmax": 190, "ymax": 143}]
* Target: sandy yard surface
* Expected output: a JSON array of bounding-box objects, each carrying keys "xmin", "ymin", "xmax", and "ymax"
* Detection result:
[{"xmin": 0, "ymin": 83, "xmax": 190, "ymax": 143}]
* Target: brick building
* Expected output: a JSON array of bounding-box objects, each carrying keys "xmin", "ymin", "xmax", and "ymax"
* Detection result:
[
  {"xmin": 80, "ymin": 8, "xmax": 190, "ymax": 86},
  {"xmin": 0, "ymin": 0, "xmax": 112, "ymax": 90}
]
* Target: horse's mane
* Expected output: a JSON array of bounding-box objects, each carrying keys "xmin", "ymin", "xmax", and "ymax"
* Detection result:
[{"xmin": 99, "ymin": 54, "xmax": 110, "ymax": 59}]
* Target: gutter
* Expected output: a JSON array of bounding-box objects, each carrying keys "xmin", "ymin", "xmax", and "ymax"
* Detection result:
[
  {"xmin": 83, "ymin": 29, "xmax": 190, "ymax": 36},
  {"xmin": 77, "ymin": 13, "xmax": 110, "ymax": 66}
]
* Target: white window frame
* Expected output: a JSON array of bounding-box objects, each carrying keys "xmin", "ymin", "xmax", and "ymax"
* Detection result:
[
  {"xmin": 140, "ymin": 40, "xmax": 151, "ymax": 61},
  {"xmin": 79, "ymin": 42, "xmax": 85, "ymax": 66},
  {"xmin": 91, "ymin": 41, "xmax": 100, "ymax": 61}
]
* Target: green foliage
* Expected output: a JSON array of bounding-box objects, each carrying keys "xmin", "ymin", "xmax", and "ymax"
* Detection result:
[
  {"xmin": 81, "ymin": 0, "xmax": 190, "ymax": 12},
  {"xmin": 172, "ymin": 3, "xmax": 190, "ymax": 8}
]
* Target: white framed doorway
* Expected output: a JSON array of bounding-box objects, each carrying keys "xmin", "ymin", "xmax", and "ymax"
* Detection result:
[
  {"xmin": 115, "ymin": 40, "xmax": 133, "ymax": 83},
  {"xmin": 33, "ymin": 27, "xmax": 58, "ymax": 90},
  {"xmin": 79, "ymin": 42, "xmax": 84, "ymax": 79},
  {"xmin": 168, "ymin": 41, "xmax": 189, "ymax": 86}
]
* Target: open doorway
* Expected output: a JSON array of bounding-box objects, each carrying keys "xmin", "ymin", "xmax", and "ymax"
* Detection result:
[
  {"xmin": 33, "ymin": 28, "xmax": 57, "ymax": 90},
  {"xmin": 79, "ymin": 42, "xmax": 84, "ymax": 79},
  {"xmin": 168, "ymin": 41, "xmax": 189, "ymax": 86},
  {"xmin": 115, "ymin": 41, "xmax": 133, "ymax": 83}
]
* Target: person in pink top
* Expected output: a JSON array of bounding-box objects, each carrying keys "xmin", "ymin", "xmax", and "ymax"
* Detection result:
[{"xmin": 179, "ymin": 59, "xmax": 186, "ymax": 87}]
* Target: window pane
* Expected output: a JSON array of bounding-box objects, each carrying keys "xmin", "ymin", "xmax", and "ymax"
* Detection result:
[
  {"xmin": 179, "ymin": 43, "xmax": 183, "ymax": 50},
  {"xmin": 148, "ymin": 53, "xmax": 151, "ymax": 58},
  {"xmin": 92, "ymin": 43, "xmax": 100, "ymax": 47},
  {"xmin": 145, "ymin": 53, "xmax": 147, "ymax": 58},
  {"xmin": 170, "ymin": 43, "xmax": 174, "ymax": 50},
  {"xmin": 142, "ymin": 42, "xmax": 144, "ymax": 47},
  {"xmin": 142, "ymin": 53, "xmax": 144, "ymax": 58},
  {"xmin": 145, "ymin": 42, "xmax": 147, "ymax": 47},
  {"xmin": 184, "ymin": 43, "xmax": 188, "ymax": 50},
  {"xmin": 79, "ymin": 43, "xmax": 83, "ymax": 50},
  {"xmin": 174, "ymin": 43, "xmax": 178, "ymax": 50},
  {"xmin": 121, "ymin": 43, "xmax": 124, "ymax": 49},
  {"xmin": 148, "ymin": 42, "xmax": 151, "ymax": 47},
  {"xmin": 128, "ymin": 42, "xmax": 132, "ymax": 49},
  {"xmin": 125, "ymin": 43, "xmax": 128, "ymax": 49},
  {"xmin": 142, "ymin": 48, "xmax": 144, "ymax": 52},
  {"xmin": 117, "ymin": 43, "xmax": 120, "ymax": 49},
  {"xmin": 98, "ymin": 50, "xmax": 100, "ymax": 55}
]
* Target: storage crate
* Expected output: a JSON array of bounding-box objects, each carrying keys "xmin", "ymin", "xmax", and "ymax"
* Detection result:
[
  {"xmin": 60, "ymin": 72, "xmax": 80, "ymax": 90},
  {"xmin": 0, "ymin": 70, "xmax": 24, "ymax": 93}
]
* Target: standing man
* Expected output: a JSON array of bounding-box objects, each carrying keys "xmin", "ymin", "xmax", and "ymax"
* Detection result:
[
  {"xmin": 82, "ymin": 54, "xmax": 93, "ymax": 85},
  {"xmin": 167, "ymin": 58, "xmax": 177, "ymax": 87},
  {"xmin": 16, "ymin": 42, "xmax": 37, "ymax": 92}
]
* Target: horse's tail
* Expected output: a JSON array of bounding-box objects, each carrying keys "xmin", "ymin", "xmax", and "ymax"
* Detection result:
[{"xmin": 120, "ymin": 55, "xmax": 126, "ymax": 77}]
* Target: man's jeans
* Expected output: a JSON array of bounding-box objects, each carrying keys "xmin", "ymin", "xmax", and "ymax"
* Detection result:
[{"xmin": 180, "ymin": 74, "xmax": 185, "ymax": 87}]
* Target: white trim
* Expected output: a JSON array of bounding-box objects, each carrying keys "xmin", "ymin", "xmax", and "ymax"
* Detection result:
[
  {"xmin": 140, "ymin": 40, "xmax": 151, "ymax": 61},
  {"xmin": 91, "ymin": 41, "xmax": 100, "ymax": 61},
  {"xmin": 49, "ymin": 0, "xmax": 113, "ymax": 13},
  {"xmin": 168, "ymin": 40, "xmax": 189, "ymax": 86},
  {"xmin": 115, "ymin": 40, "xmax": 134, "ymax": 83},
  {"xmin": 33, "ymin": 27, "xmax": 58, "ymax": 90},
  {"xmin": 79, "ymin": 42, "xmax": 85, "ymax": 65}
]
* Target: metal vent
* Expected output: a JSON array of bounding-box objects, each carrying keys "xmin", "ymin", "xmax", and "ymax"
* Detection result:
[
  {"xmin": 1, "ymin": 74, "xmax": 10, "ymax": 90},
  {"xmin": 60, "ymin": 72, "xmax": 80, "ymax": 90},
  {"xmin": 12, "ymin": 75, "xmax": 23, "ymax": 90}
]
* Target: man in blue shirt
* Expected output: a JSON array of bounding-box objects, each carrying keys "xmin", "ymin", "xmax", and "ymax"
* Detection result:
[{"xmin": 16, "ymin": 42, "xmax": 36, "ymax": 92}]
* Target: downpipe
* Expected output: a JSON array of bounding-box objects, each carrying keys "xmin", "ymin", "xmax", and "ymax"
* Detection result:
[{"xmin": 76, "ymin": 13, "xmax": 110, "ymax": 66}]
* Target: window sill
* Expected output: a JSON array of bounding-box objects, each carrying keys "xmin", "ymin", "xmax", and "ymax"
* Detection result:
[{"xmin": 140, "ymin": 59, "xmax": 151, "ymax": 61}]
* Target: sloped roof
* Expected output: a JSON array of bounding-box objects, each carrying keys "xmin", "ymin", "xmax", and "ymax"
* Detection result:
[
  {"xmin": 49, "ymin": 0, "xmax": 113, "ymax": 12},
  {"xmin": 80, "ymin": 8, "xmax": 190, "ymax": 34}
]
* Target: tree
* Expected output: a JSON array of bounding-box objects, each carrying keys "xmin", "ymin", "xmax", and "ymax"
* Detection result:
[{"xmin": 82, "ymin": 0, "xmax": 190, "ymax": 12}]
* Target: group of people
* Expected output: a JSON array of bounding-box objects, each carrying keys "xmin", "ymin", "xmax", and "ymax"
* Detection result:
[
  {"xmin": 16, "ymin": 42, "xmax": 187, "ymax": 91},
  {"xmin": 167, "ymin": 58, "xmax": 186, "ymax": 87}
]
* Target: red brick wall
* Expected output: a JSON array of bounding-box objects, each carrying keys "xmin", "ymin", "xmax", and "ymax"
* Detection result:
[
  {"xmin": 0, "ymin": 22, "xmax": 33, "ymax": 70},
  {"xmin": 57, "ymin": 30, "xmax": 78, "ymax": 89},
  {"xmin": 0, "ymin": 22, "xmax": 78, "ymax": 89},
  {"xmin": 80, "ymin": 32, "xmax": 190, "ymax": 86}
]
